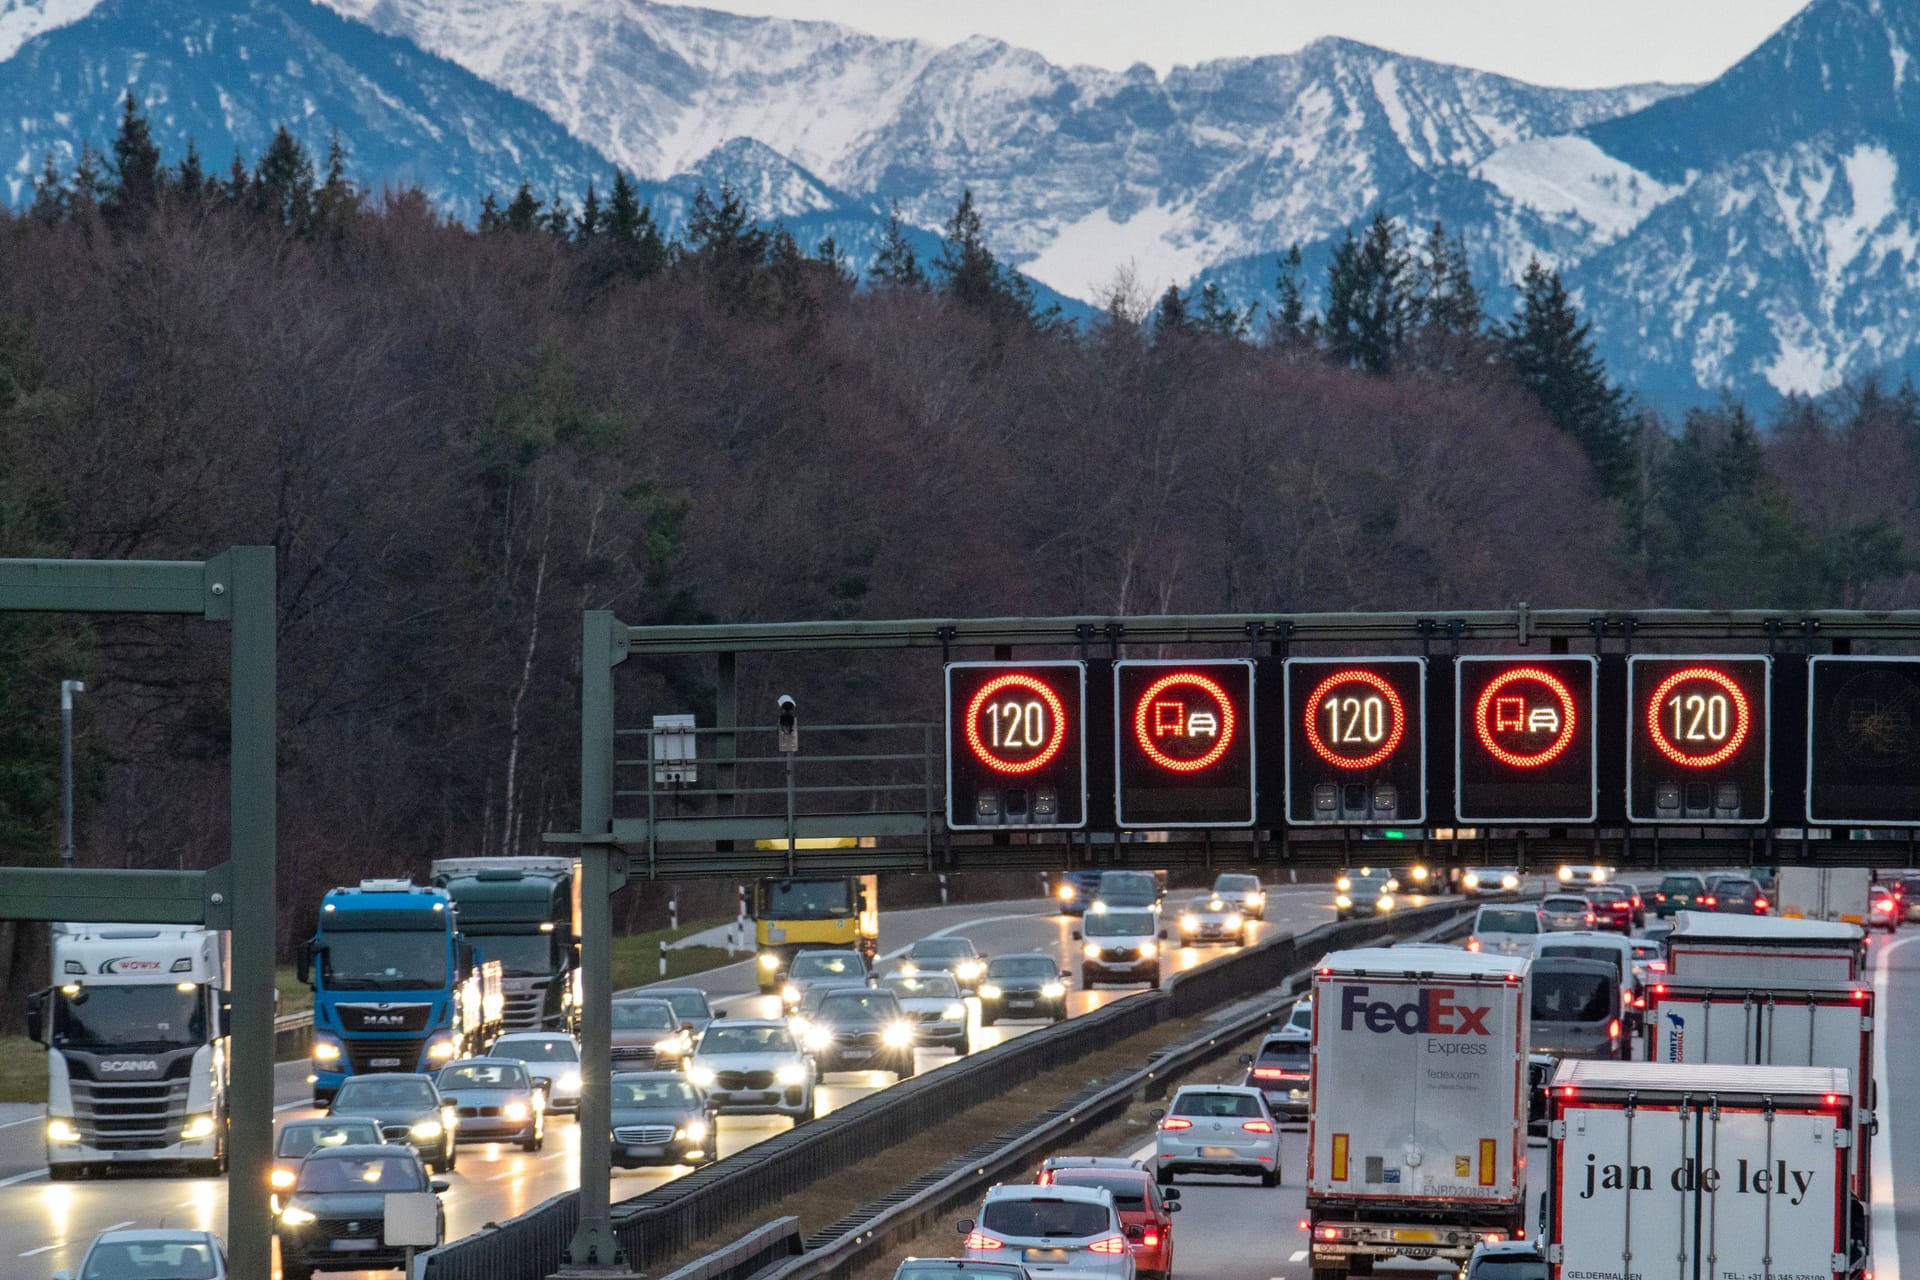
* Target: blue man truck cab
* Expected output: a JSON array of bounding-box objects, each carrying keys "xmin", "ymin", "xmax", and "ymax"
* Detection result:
[{"xmin": 299, "ymin": 879, "xmax": 503, "ymax": 1105}]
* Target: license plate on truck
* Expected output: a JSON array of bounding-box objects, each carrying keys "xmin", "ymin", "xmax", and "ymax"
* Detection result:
[
  {"xmin": 370, "ymin": 1057, "xmax": 402, "ymax": 1068},
  {"xmin": 1392, "ymin": 1229, "xmax": 1438, "ymax": 1243}
]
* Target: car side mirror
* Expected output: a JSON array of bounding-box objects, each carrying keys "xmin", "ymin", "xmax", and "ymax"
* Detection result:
[
  {"xmin": 1158, "ymin": 930, "xmax": 1168, "ymax": 941},
  {"xmin": 956, "ymin": 1218, "xmax": 976, "ymax": 1235},
  {"xmin": 1168, "ymin": 1200, "xmax": 1183, "ymax": 1212},
  {"xmin": 713, "ymin": 1011, "xmax": 727, "ymax": 1019},
  {"xmin": 432, "ymin": 1179, "xmax": 450, "ymax": 1193},
  {"xmin": 1060, "ymin": 970, "xmax": 1072, "ymax": 980},
  {"xmin": 1238, "ymin": 1053, "xmax": 1253, "ymax": 1065},
  {"xmin": 1071, "ymin": 930, "xmax": 1082, "ymax": 941},
  {"xmin": 1149, "ymin": 1108, "xmax": 1165, "ymax": 1120},
  {"xmin": 1126, "ymin": 1225, "xmax": 1146, "ymax": 1241},
  {"xmin": 1160, "ymin": 1188, "xmax": 1180, "ymax": 1201}
]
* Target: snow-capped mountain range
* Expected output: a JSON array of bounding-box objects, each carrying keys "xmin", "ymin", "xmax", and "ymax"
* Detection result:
[{"xmin": 2, "ymin": 0, "xmax": 1916, "ymax": 403}]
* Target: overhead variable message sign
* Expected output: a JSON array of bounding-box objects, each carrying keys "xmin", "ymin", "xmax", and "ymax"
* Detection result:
[
  {"xmin": 1286, "ymin": 657, "xmax": 1426, "ymax": 825},
  {"xmin": 1455, "ymin": 656, "xmax": 1599, "ymax": 823},
  {"xmin": 1627, "ymin": 656, "xmax": 1771, "ymax": 824},
  {"xmin": 945, "ymin": 661, "xmax": 1087, "ymax": 830},
  {"xmin": 1807, "ymin": 656, "xmax": 1920, "ymax": 826},
  {"xmin": 1113, "ymin": 659, "xmax": 1256, "ymax": 828}
]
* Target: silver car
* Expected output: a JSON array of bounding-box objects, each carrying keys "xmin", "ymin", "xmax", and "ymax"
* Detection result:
[
  {"xmin": 1175, "ymin": 895, "xmax": 1246, "ymax": 947},
  {"xmin": 1463, "ymin": 867, "xmax": 1522, "ymax": 895},
  {"xmin": 883, "ymin": 971, "xmax": 970, "ymax": 1053},
  {"xmin": 960, "ymin": 1183, "xmax": 1136, "ymax": 1280},
  {"xmin": 780, "ymin": 949, "xmax": 872, "ymax": 1009},
  {"xmin": 489, "ymin": 1030, "xmax": 584, "ymax": 1113},
  {"xmin": 56, "ymin": 1229, "xmax": 228, "ymax": 1280},
  {"xmin": 686, "ymin": 1018, "xmax": 816, "ymax": 1121},
  {"xmin": 435, "ymin": 1057, "xmax": 545, "ymax": 1149},
  {"xmin": 1151, "ymin": 1084, "xmax": 1281, "ymax": 1186},
  {"xmin": 1470, "ymin": 905, "xmax": 1545, "ymax": 956},
  {"xmin": 1539, "ymin": 894, "xmax": 1597, "ymax": 931}
]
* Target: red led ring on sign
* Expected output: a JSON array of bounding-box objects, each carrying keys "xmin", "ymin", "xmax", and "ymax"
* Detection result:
[
  {"xmin": 1474, "ymin": 667, "xmax": 1578, "ymax": 768},
  {"xmin": 965, "ymin": 673, "xmax": 1069, "ymax": 774},
  {"xmin": 1303, "ymin": 669, "xmax": 1406, "ymax": 770},
  {"xmin": 1645, "ymin": 666, "xmax": 1752, "ymax": 768},
  {"xmin": 1133, "ymin": 672, "xmax": 1237, "ymax": 773}
]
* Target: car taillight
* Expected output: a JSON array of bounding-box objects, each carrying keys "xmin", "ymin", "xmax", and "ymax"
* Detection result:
[
  {"xmin": 1037, "ymin": 1171, "xmax": 1053, "ymax": 1184},
  {"xmin": 1755, "ymin": 898, "xmax": 1769, "ymax": 913},
  {"xmin": 1584, "ymin": 913, "xmax": 1595, "ymax": 925},
  {"xmin": 1252, "ymin": 1067, "xmax": 1286, "ymax": 1079},
  {"xmin": 1699, "ymin": 895, "xmax": 1716, "ymax": 906},
  {"xmin": 1654, "ymin": 892, "xmax": 1666, "ymax": 901},
  {"xmin": 1089, "ymin": 1236, "xmax": 1128, "ymax": 1255},
  {"xmin": 1320, "ymin": 1227, "xmax": 1342, "ymax": 1241},
  {"xmin": 1243, "ymin": 1119, "xmax": 1275, "ymax": 1134},
  {"xmin": 1649, "ymin": 960, "xmax": 1666, "ymax": 972},
  {"xmin": 1160, "ymin": 1117, "xmax": 1193, "ymax": 1130},
  {"xmin": 1609, "ymin": 1018, "xmax": 1621, "ymax": 1041},
  {"xmin": 966, "ymin": 1233, "xmax": 1004, "ymax": 1251},
  {"xmin": 1610, "ymin": 901, "xmax": 1630, "ymax": 911},
  {"xmin": 1142, "ymin": 1233, "xmax": 1161, "ymax": 1247}
]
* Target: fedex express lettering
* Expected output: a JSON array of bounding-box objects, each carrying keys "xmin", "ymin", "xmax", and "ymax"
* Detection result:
[
  {"xmin": 1338, "ymin": 985, "xmax": 1491, "ymax": 1035},
  {"xmin": 1577, "ymin": 1153, "xmax": 1816, "ymax": 1205}
]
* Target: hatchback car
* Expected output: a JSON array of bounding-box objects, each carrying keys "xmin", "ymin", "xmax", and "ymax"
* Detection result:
[
  {"xmin": 610, "ymin": 997, "xmax": 695, "ymax": 1070},
  {"xmin": 1042, "ymin": 1164, "xmax": 1181, "ymax": 1280},
  {"xmin": 610, "ymin": 1070, "xmax": 716, "ymax": 1168},
  {"xmin": 1152, "ymin": 1085, "xmax": 1281, "ymax": 1186},
  {"xmin": 686, "ymin": 1018, "xmax": 816, "ymax": 1120},
  {"xmin": 55, "ymin": 1229, "xmax": 228, "ymax": 1280},
  {"xmin": 1706, "ymin": 875, "xmax": 1768, "ymax": 915},
  {"xmin": 435, "ymin": 1057, "xmax": 545, "ymax": 1150},
  {"xmin": 643, "ymin": 985, "xmax": 721, "ymax": 1032},
  {"xmin": 883, "ymin": 971, "xmax": 971, "ymax": 1053},
  {"xmin": 270, "ymin": 1117, "xmax": 384, "ymax": 1207},
  {"xmin": 980, "ymin": 954, "xmax": 1071, "ymax": 1025},
  {"xmin": 1870, "ymin": 884, "xmax": 1902, "ymax": 931},
  {"xmin": 1469, "ymin": 905, "xmax": 1545, "ymax": 956},
  {"xmin": 1078, "ymin": 908, "xmax": 1165, "ymax": 988},
  {"xmin": 274, "ymin": 1144, "xmax": 446, "ymax": 1280},
  {"xmin": 780, "ymin": 949, "xmax": 872, "ymax": 1008},
  {"xmin": 794, "ymin": 987, "xmax": 917, "ymax": 1077},
  {"xmin": 1584, "ymin": 885, "xmax": 1640, "ymax": 932},
  {"xmin": 1539, "ymin": 894, "xmax": 1596, "ymax": 931},
  {"xmin": 489, "ymin": 1030, "xmax": 584, "ymax": 1113},
  {"xmin": 902, "ymin": 936, "xmax": 988, "ymax": 991},
  {"xmin": 1463, "ymin": 1239, "xmax": 1547, "ymax": 1280},
  {"xmin": 1175, "ymin": 895, "xmax": 1246, "ymax": 947},
  {"xmin": 960, "ymin": 1183, "xmax": 1136, "ymax": 1280},
  {"xmin": 1651, "ymin": 872, "xmax": 1709, "ymax": 917},
  {"xmin": 327, "ymin": 1072, "xmax": 458, "ymax": 1173},
  {"xmin": 1463, "ymin": 867, "xmax": 1521, "ymax": 895},
  {"xmin": 1211, "ymin": 872, "xmax": 1266, "ymax": 920},
  {"xmin": 892, "ymin": 1260, "xmax": 1034, "ymax": 1280},
  {"xmin": 1241, "ymin": 1033, "xmax": 1311, "ymax": 1119}
]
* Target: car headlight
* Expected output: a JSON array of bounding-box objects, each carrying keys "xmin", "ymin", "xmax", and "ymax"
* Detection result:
[
  {"xmin": 687, "ymin": 1065, "xmax": 718, "ymax": 1088},
  {"xmin": 1041, "ymin": 982, "xmax": 1066, "ymax": 999},
  {"xmin": 270, "ymin": 1166, "xmax": 297, "ymax": 1189},
  {"xmin": 47, "ymin": 1117, "xmax": 80, "ymax": 1144},
  {"xmin": 280, "ymin": 1206, "xmax": 317, "ymax": 1227},
  {"xmin": 504, "ymin": 1101, "xmax": 530, "ymax": 1122},
  {"xmin": 978, "ymin": 983, "xmax": 1002, "ymax": 999},
  {"xmin": 759, "ymin": 953, "xmax": 781, "ymax": 970},
  {"xmin": 677, "ymin": 1120, "xmax": 709, "ymax": 1142},
  {"xmin": 1225, "ymin": 914, "xmax": 1244, "ymax": 930},
  {"xmin": 1377, "ymin": 895, "xmax": 1395, "ymax": 911},
  {"xmin": 1593, "ymin": 867, "xmax": 1609, "ymax": 883},
  {"xmin": 1463, "ymin": 873, "xmax": 1481, "ymax": 890},
  {"xmin": 1335, "ymin": 894, "xmax": 1352, "ymax": 909},
  {"xmin": 312, "ymin": 1041, "xmax": 341, "ymax": 1063},
  {"xmin": 782, "ymin": 985, "xmax": 801, "ymax": 1004},
  {"xmin": 956, "ymin": 961, "xmax": 984, "ymax": 980},
  {"xmin": 559, "ymin": 1072, "xmax": 581, "ymax": 1093},
  {"xmin": 943, "ymin": 1003, "xmax": 967, "ymax": 1020},
  {"xmin": 181, "ymin": 1114, "xmax": 216, "ymax": 1141},
  {"xmin": 1503, "ymin": 874, "xmax": 1520, "ymax": 890},
  {"xmin": 1083, "ymin": 943, "xmax": 1102, "ymax": 958},
  {"xmin": 1386, "ymin": 878, "xmax": 1400, "ymax": 891},
  {"xmin": 410, "ymin": 1119, "xmax": 444, "ymax": 1140},
  {"xmin": 1248, "ymin": 891, "xmax": 1265, "ymax": 905},
  {"xmin": 899, "ymin": 962, "xmax": 919, "ymax": 976},
  {"xmin": 1558, "ymin": 866, "xmax": 1574, "ymax": 881},
  {"xmin": 1139, "ymin": 941, "xmax": 1157, "ymax": 958},
  {"xmin": 882, "ymin": 1022, "xmax": 915, "ymax": 1048},
  {"xmin": 1336, "ymin": 876, "xmax": 1351, "ymax": 891},
  {"xmin": 427, "ymin": 1039, "xmax": 457, "ymax": 1061},
  {"xmin": 804, "ymin": 1026, "xmax": 833, "ymax": 1052},
  {"xmin": 775, "ymin": 1063, "xmax": 807, "ymax": 1086},
  {"xmin": 1057, "ymin": 884, "xmax": 1076, "ymax": 901},
  {"xmin": 1180, "ymin": 914, "xmax": 1199, "ymax": 931},
  {"xmin": 1412, "ymin": 866, "xmax": 1429, "ymax": 882}
]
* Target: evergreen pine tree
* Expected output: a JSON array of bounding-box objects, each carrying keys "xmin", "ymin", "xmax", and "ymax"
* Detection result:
[
  {"xmin": 1503, "ymin": 257, "xmax": 1634, "ymax": 498},
  {"xmin": 1154, "ymin": 284, "xmax": 1192, "ymax": 340},
  {"xmin": 312, "ymin": 130, "xmax": 360, "ymax": 234},
  {"xmin": 69, "ymin": 143, "xmax": 105, "ymax": 218},
  {"xmin": 1271, "ymin": 242, "xmax": 1311, "ymax": 347},
  {"xmin": 1415, "ymin": 221, "xmax": 1483, "ymax": 337},
  {"xmin": 477, "ymin": 193, "xmax": 504, "ymax": 233},
  {"xmin": 1194, "ymin": 282, "xmax": 1252, "ymax": 340},
  {"xmin": 1322, "ymin": 212, "xmax": 1413, "ymax": 373},
  {"xmin": 576, "ymin": 180, "xmax": 602, "ymax": 242},
  {"xmin": 542, "ymin": 187, "xmax": 573, "ymax": 240},
  {"xmin": 175, "ymin": 140, "xmax": 205, "ymax": 202},
  {"xmin": 106, "ymin": 92, "xmax": 163, "ymax": 226},
  {"xmin": 253, "ymin": 126, "xmax": 315, "ymax": 229},
  {"xmin": 934, "ymin": 189, "xmax": 1034, "ymax": 326},
  {"xmin": 686, "ymin": 184, "xmax": 772, "ymax": 313},
  {"xmin": 504, "ymin": 182, "xmax": 543, "ymax": 233},
  {"xmin": 869, "ymin": 200, "xmax": 927, "ymax": 289},
  {"xmin": 29, "ymin": 153, "xmax": 66, "ymax": 226},
  {"xmin": 604, "ymin": 170, "xmax": 667, "ymax": 278},
  {"xmin": 223, "ymin": 149, "xmax": 251, "ymax": 203}
]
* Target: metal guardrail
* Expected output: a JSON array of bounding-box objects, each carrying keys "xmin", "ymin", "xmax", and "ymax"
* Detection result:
[
  {"xmin": 417, "ymin": 897, "xmax": 1472, "ymax": 1280},
  {"xmin": 657, "ymin": 1217, "xmax": 803, "ymax": 1280}
]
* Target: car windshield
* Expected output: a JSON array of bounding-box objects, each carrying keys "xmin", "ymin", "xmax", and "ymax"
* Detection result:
[
  {"xmin": 896, "ymin": 1267, "xmax": 1025, "ymax": 1280},
  {"xmin": 1470, "ymin": 1257, "xmax": 1548, "ymax": 1280},
  {"xmin": 1085, "ymin": 910, "xmax": 1157, "ymax": 937},
  {"xmin": 473, "ymin": 934, "xmax": 553, "ymax": 975},
  {"xmin": 819, "ymin": 992, "xmax": 896, "ymax": 1017},
  {"xmin": 1539, "ymin": 946, "xmax": 1624, "ymax": 975},
  {"xmin": 1255, "ymin": 1044, "xmax": 1311, "ymax": 1072},
  {"xmin": 1098, "ymin": 874, "xmax": 1155, "ymax": 901},
  {"xmin": 1479, "ymin": 911, "xmax": 1540, "ymax": 933},
  {"xmin": 1171, "ymin": 1091, "xmax": 1260, "ymax": 1118},
  {"xmin": 790, "ymin": 953, "xmax": 863, "ymax": 979},
  {"xmin": 659, "ymin": 992, "xmax": 711, "ymax": 1020},
  {"xmin": 1543, "ymin": 897, "xmax": 1590, "ymax": 912},
  {"xmin": 295, "ymin": 1153, "xmax": 427, "ymax": 1192},
  {"xmin": 1632, "ymin": 942, "xmax": 1665, "ymax": 960},
  {"xmin": 53, "ymin": 985, "xmax": 205, "ymax": 1051},
  {"xmin": 1188, "ymin": 896, "xmax": 1230, "ymax": 912},
  {"xmin": 1048, "ymin": 1172, "xmax": 1149, "ymax": 1209},
  {"xmin": 1532, "ymin": 971, "xmax": 1614, "ymax": 1022},
  {"xmin": 612, "ymin": 1079, "xmax": 701, "ymax": 1107},
  {"xmin": 1660, "ymin": 875, "xmax": 1705, "ymax": 892},
  {"xmin": 1216, "ymin": 875, "xmax": 1259, "ymax": 892},
  {"xmin": 334, "ymin": 1078, "xmax": 435, "ymax": 1109},
  {"xmin": 698, "ymin": 1025, "xmax": 795, "ymax": 1053},
  {"xmin": 981, "ymin": 1198, "xmax": 1111, "ymax": 1239},
  {"xmin": 438, "ymin": 1062, "xmax": 528, "ymax": 1090},
  {"xmin": 989, "ymin": 957, "xmax": 1057, "ymax": 979},
  {"xmin": 910, "ymin": 939, "xmax": 971, "ymax": 959},
  {"xmin": 278, "ymin": 1121, "xmax": 380, "ymax": 1157},
  {"xmin": 320, "ymin": 931, "xmax": 449, "ymax": 990},
  {"xmin": 497, "ymin": 1037, "xmax": 578, "ymax": 1062},
  {"xmin": 611, "ymin": 1002, "xmax": 678, "ymax": 1030},
  {"xmin": 81, "ymin": 1241, "xmax": 220, "ymax": 1279},
  {"xmin": 886, "ymin": 974, "xmax": 961, "ymax": 998}
]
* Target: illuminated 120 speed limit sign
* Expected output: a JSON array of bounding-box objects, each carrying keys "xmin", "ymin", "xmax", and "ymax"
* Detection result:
[{"xmin": 945, "ymin": 661, "xmax": 1087, "ymax": 830}]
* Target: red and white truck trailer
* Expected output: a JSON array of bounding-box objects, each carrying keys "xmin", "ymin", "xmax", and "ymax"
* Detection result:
[
  {"xmin": 1306, "ymin": 948, "xmax": 1531, "ymax": 1279},
  {"xmin": 1662, "ymin": 912, "xmax": 1866, "ymax": 984},
  {"xmin": 1546, "ymin": 1060, "xmax": 1861, "ymax": 1280}
]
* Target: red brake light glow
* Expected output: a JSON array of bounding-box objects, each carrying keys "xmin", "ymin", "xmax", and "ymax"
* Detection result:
[
  {"xmin": 1243, "ymin": 1119, "xmax": 1275, "ymax": 1134},
  {"xmin": 1142, "ymin": 1233, "xmax": 1161, "ymax": 1247},
  {"xmin": 1089, "ymin": 1236, "xmax": 1128, "ymax": 1255},
  {"xmin": 1159, "ymin": 1117, "xmax": 1193, "ymax": 1131},
  {"xmin": 966, "ymin": 1233, "xmax": 1004, "ymax": 1251},
  {"xmin": 1321, "ymin": 1227, "xmax": 1341, "ymax": 1241}
]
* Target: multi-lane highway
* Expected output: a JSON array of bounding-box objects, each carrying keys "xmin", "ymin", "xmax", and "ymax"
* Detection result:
[{"xmin": 0, "ymin": 882, "xmax": 1367, "ymax": 1278}]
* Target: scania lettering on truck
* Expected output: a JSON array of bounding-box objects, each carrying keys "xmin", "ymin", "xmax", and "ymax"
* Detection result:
[
  {"xmin": 1662, "ymin": 911, "xmax": 1865, "ymax": 983},
  {"xmin": 300, "ymin": 879, "xmax": 504, "ymax": 1105},
  {"xmin": 1646, "ymin": 977, "xmax": 1876, "ymax": 1204},
  {"xmin": 26, "ymin": 924, "xmax": 230, "ymax": 1178},
  {"xmin": 1307, "ymin": 948, "xmax": 1530, "ymax": 1280},
  {"xmin": 1545, "ymin": 1060, "xmax": 1860, "ymax": 1280},
  {"xmin": 431, "ymin": 857, "xmax": 579, "ymax": 1030}
]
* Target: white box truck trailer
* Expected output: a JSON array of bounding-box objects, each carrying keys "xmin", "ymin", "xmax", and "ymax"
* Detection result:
[
  {"xmin": 1646, "ymin": 978, "xmax": 1876, "ymax": 1205},
  {"xmin": 27, "ymin": 924, "xmax": 231, "ymax": 1178},
  {"xmin": 1546, "ymin": 1060, "xmax": 1860, "ymax": 1280},
  {"xmin": 1662, "ymin": 912, "xmax": 1865, "ymax": 983},
  {"xmin": 1774, "ymin": 868, "xmax": 1871, "ymax": 927},
  {"xmin": 1307, "ymin": 948, "xmax": 1531, "ymax": 1279}
]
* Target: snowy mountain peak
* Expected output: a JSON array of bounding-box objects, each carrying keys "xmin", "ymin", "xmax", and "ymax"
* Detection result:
[{"xmin": 0, "ymin": 0, "xmax": 103, "ymax": 61}]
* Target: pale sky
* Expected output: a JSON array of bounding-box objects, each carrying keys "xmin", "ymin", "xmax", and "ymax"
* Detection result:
[{"xmin": 664, "ymin": 0, "xmax": 1814, "ymax": 88}]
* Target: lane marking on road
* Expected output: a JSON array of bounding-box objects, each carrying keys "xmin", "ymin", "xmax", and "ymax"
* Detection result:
[
  {"xmin": 1872, "ymin": 931, "xmax": 1912, "ymax": 1280},
  {"xmin": 1289, "ymin": 1255, "xmax": 1308, "ymax": 1264},
  {"xmin": 0, "ymin": 1169, "xmax": 47, "ymax": 1187},
  {"xmin": 18, "ymin": 1243, "xmax": 61, "ymax": 1257},
  {"xmin": 0, "ymin": 1111, "xmax": 46, "ymax": 1130}
]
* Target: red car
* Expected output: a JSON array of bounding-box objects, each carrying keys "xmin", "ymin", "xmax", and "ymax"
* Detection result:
[{"xmin": 1039, "ymin": 1164, "xmax": 1179, "ymax": 1279}]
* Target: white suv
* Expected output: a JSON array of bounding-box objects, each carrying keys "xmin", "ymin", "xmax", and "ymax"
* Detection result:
[{"xmin": 960, "ymin": 1183, "xmax": 1136, "ymax": 1280}]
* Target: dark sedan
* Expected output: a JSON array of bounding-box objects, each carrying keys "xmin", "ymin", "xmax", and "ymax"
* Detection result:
[
  {"xmin": 1707, "ymin": 875, "xmax": 1768, "ymax": 915},
  {"xmin": 327, "ymin": 1073, "xmax": 458, "ymax": 1173},
  {"xmin": 610, "ymin": 1071, "xmax": 717, "ymax": 1169},
  {"xmin": 274, "ymin": 1144, "xmax": 445, "ymax": 1280},
  {"xmin": 977, "ymin": 953, "xmax": 1070, "ymax": 1025},
  {"xmin": 794, "ymin": 988, "xmax": 917, "ymax": 1077}
]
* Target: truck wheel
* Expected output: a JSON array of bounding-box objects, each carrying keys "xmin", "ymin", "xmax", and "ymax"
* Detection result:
[
  {"xmin": 1310, "ymin": 1268, "xmax": 1346, "ymax": 1280},
  {"xmin": 282, "ymin": 1264, "xmax": 315, "ymax": 1280},
  {"xmin": 1349, "ymin": 1256, "xmax": 1374, "ymax": 1275}
]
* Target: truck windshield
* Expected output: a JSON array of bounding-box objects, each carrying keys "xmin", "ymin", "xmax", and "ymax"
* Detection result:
[
  {"xmin": 1085, "ymin": 910, "xmax": 1156, "ymax": 937},
  {"xmin": 473, "ymin": 934, "xmax": 554, "ymax": 975},
  {"xmin": 55, "ymin": 985, "xmax": 204, "ymax": 1050},
  {"xmin": 1531, "ymin": 971, "xmax": 1613, "ymax": 1022},
  {"xmin": 757, "ymin": 880, "xmax": 853, "ymax": 918},
  {"xmin": 322, "ymin": 932, "xmax": 449, "ymax": 990}
]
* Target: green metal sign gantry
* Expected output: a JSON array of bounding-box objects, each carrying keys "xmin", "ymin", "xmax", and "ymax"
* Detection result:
[{"xmin": 0, "ymin": 549, "xmax": 276, "ymax": 1280}]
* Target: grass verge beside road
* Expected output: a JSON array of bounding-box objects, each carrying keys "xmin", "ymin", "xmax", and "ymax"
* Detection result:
[
  {"xmin": 612, "ymin": 923, "xmax": 738, "ymax": 991},
  {"xmin": 0, "ymin": 1034, "xmax": 45, "ymax": 1104}
]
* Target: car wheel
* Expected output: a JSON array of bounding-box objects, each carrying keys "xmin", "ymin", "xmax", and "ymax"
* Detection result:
[
  {"xmin": 958, "ymin": 1036, "xmax": 971, "ymax": 1056},
  {"xmin": 444, "ymin": 1140, "xmax": 458, "ymax": 1173},
  {"xmin": 282, "ymin": 1263, "xmax": 315, "ymax": 1280},
  {"xmin": 1149, "ymin": 973, "xmax": 1162, "ymax": 990},
  {"xmin": 522, "ymin": 1117, "xmax": 543, "ymax": 1152},
  {"xmin": 1261, "ymin": 1169, "xmax": 1279, "ymax": 1188},
  {"xmin": 1156, "ymin": 1167, "xmax": 1174, "ymax": 1185},
  {"xmin": 896, "ymin": 1053, "xmax": 916, "ymax": 1080}
]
